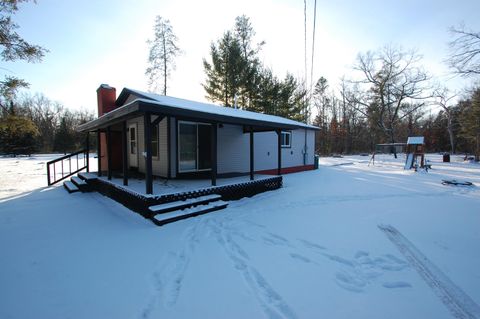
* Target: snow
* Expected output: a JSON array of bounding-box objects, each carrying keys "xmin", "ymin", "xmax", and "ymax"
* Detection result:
[
  {"xmin": 118, "ymin": 87, "xmax": 318, "ymax": 130},
  {"xmin": 0, "ymin": 153, "xmax": 479, "ymax": 318},
  {"xmin": 100, "ymin": 174, "xmax": 275, "ymax": 197}
]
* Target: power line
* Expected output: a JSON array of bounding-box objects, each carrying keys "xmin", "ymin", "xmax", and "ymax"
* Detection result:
[
  {"xmin": 304, "ymin": 0, "xmax": 308, "ymax": 89},
  {"xmin": 310, "ymin": 0, "xmax": 317, "ymax": 97}
]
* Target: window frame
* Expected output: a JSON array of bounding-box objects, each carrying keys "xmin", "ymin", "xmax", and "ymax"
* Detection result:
[
  {"xmin": 177, "ymin": 120, "xmax": 212, "ymax": 173},
  {"xmin": 151, "ymin": 123, "xmax": 159, "ymax": 159},
  {"xmin": 281, "ymin": 131, "xmax": 292, "ymax": 148}
]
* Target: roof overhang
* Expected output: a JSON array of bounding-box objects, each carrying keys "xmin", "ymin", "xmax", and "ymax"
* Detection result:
[{"xmin": 77, "ymin": 98, "xmax": 319, "ymax": 133}]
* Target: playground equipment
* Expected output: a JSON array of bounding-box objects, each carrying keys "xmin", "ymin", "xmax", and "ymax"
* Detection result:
[{"xmin": 404, "ymin": 136, "xmax": 425, "ymax": 170}]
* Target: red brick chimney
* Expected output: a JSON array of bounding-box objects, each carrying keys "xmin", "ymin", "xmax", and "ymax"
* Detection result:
[{"xmin": 97, "ymin": 84, "xmax": 117, "ymax": 116}]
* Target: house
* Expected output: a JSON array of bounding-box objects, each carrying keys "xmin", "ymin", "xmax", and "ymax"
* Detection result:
[{"xmin": 77, "ymin": 84, "xmax": 319, "ymax": 194}]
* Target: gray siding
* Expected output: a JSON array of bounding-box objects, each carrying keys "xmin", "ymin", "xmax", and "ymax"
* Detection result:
[
  {"xmin": 127, "ymin": 115, "xmax": 169, "ymax": 177},
  {"xmin": 127, "ymin": 116, "xmax": 314, "ymax": 176},
  {"xmin": 218, "ymin": 126, "xmax": 315, "ymax": 173},
  {"xmin": 217, "ymin": 124, "xmax": 249, "ymax": 174}
]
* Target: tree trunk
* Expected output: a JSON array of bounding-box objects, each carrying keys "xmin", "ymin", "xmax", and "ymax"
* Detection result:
[
  {"xmin": 389, "ymin": 129, "xmax": 397, "ymax": 159},
  {"xmin": 163, "ymin": 38, "xmax": 167, "ymax": 95},
  {"xmin": 446, "ymin": 114, "xmax": 455, "ymax": 154}
]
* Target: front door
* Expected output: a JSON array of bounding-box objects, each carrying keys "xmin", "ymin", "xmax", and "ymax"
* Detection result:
[{"xmin": 128, "ymin": 124, "xmax": 138, "ymax": 168}]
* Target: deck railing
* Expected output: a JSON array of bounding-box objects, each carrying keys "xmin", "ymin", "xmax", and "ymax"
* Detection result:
[{"xmin": 46, "ymin": 149, "xmax": 89, "ymax": 186}]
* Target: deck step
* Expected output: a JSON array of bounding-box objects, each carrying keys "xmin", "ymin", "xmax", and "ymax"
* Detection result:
[
  {"xmin": 63, "ymin": 181, "xmax": 80, "ymax": 193},
  {"xmin": 78, "ymin": 172, "xmax": 98, "ymax": 181},
  {"xmin": 148, "ymin": 194, "xmax": 222, "ymax": 214},
  {"xmin": 152, "ymin": 201, "xmax": 228, "ymax": 226},
  {"xmin": 71, "ymin": 176, "xmax": 89, "ymax": 192}
]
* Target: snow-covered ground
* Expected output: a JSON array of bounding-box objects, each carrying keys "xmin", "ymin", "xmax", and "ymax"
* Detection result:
[{"xmin": 0, "ymin": 153, "xmax": 479, "ymax": 319}]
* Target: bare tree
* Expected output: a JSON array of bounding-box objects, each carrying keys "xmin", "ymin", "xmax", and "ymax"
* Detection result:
[
  {"xmin": 446, "ymin": 25, "xmax": 480, "ymax": 77},
  {"xmin": 145, "ymin": 16, "xmax": 181, "ymax": 95},
  {"xmin": 348, "ymin": 45, "xmax": 430, "ymax": 157},
  {"xmin": 433, "ymin": 87, "xmax": 458, "ymax": 153}
]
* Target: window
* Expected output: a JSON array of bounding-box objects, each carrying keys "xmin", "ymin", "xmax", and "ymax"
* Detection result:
[
  {"xmin": 151, "ymin": 124, "xmax": 159, "ymax": 158},
  {"xmin": 178, "ymin": 121, "xmax": 212, "ymax": 172},
  {"xmin": 281, "ymin": 131, "xmax": 291, "ymax": 148},
  {"xmin": 129, "ymin": 126, "xmax": 136, "ymax": 154}
]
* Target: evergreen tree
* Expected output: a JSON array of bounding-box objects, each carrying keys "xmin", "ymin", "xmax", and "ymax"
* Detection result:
[
  {"xmin": 459, "ymin": 88, "xmax": 480, "ymax": 161},
  {"xmin": 0, "ymin": 0, "xmax": 47, "ymax": 110},
  {"xmin": 145, "ymin": 16, "xmax": 181, "ymax": 95},
  {"xmin": 203, "ymin": 31, "xmax": 244, "ymax": 107},
  {"xmin": 0, "ymin": 114, "xmax": 38, "ymax": 156}
]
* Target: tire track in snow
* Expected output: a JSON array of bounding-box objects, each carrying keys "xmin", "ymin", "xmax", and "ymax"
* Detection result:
[
  {"xmin": 379, "ymin": 224, "xmax": 480, "ymax": 319},
  {"xmin": 208, "ymin": 218, "xmax": 297, "ymax": 319}
]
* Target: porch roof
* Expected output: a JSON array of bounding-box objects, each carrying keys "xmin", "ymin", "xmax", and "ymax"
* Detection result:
[{"xmin": 77, "ymin": 88, "xmax": 319, "ymax": 132}]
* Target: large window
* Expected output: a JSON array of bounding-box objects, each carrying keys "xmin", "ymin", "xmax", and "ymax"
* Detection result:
[
  {"xmin": 281, "ymin": 131, "xmax": 292, "ymax": 148},
  {"xmin": 178, "ymin": 122, "xmax": 212, "ymax": 172}
]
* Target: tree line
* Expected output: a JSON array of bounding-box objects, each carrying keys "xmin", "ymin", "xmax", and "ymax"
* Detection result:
[
  {"xmin": 0, "ymin": 94, "xmax": 94, "ymax": 155},
  {"xmin": 1, "ymin": 3, "xmax": 479, "ymax": 160}
]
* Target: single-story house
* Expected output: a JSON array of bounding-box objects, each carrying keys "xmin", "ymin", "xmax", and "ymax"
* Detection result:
[{"xmin": 77, "ymin": 84, "xmax": 319, "ymax": 194}]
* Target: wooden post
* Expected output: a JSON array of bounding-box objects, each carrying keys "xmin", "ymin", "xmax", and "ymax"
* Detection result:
[
  {"xmin": 249, "ymin": 127, "xmax": 254, "ymax": 180},
  {"xmin": 144, "ymin": 112, "xmax": 153, "ymax": 194},
  {"xmin": 277, "ymin": 129, "xmax": 282, "ymax": 175},
  {"xmin": 211, "ymin": 123, "xmax": 217, "ymax": 186},
  {"xmin": 122, "ymin": 121, "xmax": 128, "ymax": 186},
  {"xmin": 107, "ymin": 126, "xmax": 112, "ymax": 180},
  {"xmin": 97, "ymin": 130, "xmax": 102, "ymax": 177},
  {"xmin": 85, "ymin": 132, "xmax": 90, "ymax": 173}
]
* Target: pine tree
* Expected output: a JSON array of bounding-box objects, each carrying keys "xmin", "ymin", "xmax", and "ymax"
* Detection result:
[
  {"xmin": 203, "ymin": 31, "xmax": 244, "ymax": 107},
  {"xmin": 145, "ymin": 16, "xmax": 181, "ymax": 95},
  {"xmin": 0, "ymin": 114, "xmax": 39, "ymax": 156},
  {"xmin": 460, "ymin": 88, "xmax": 480, "ymax": 161},
  {"xmin": 0, "ymin": 0, "xmax": 47, "ymax": 110}
]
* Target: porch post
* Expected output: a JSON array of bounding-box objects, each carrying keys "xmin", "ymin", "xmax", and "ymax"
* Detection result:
[
  {"xmin": 107, "ymin": 126, "xmax": 112, "ymax": 180},
  {"xmin": 122, "ymin": 121, "xmax": 128, "ymax": 186},
  {"xmin": 211, "ymin": 123, "xmax": 217, "ymax": 186},
  {"xmin": 85, "ymin": 132, "xmax": 90, "ymax": 173},
  {"xmin": 144, "ymin": 112, "xmax": 153, "ymax": 194},
  {"xmin": 167, "ymin": 116, "xmax": 171, "ymax": 179},
  {"xmin": 97, "ymin": 130, "xmax": 102, "ymax": 177},
  {"xmin": 249, "ymin": 126, "xmax": 254, "ymax": 180},
  {"xmin": 277, "ymin": 129, "xmax": 282, "ymax": 175}
]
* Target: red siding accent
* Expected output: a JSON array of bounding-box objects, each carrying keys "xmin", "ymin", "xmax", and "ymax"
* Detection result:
[{"xmin": 256, "ymin": 164, "xmax": 315, "ymax": 175}]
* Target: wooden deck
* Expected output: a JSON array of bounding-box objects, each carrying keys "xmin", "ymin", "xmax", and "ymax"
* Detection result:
[{"xmin": 77, "ymin": 173, "xmax": 283, "ymax": 224}]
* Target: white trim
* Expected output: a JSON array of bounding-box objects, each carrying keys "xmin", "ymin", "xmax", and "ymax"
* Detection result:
[
  {"xmin": 281, "ymin": 131, "xmax": 292, "ymax": 148},
  {"xmin": 128, "ymin": 123, "xmax": 138, "ymax": 168},
  {"xmin": 151, "ymin": 123, "xmax": 159, "ymax": 160}
]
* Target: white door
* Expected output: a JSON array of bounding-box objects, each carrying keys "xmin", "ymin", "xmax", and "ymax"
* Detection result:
[{"xmin": 128, "ymin": 124, "xmax": 138, "ymax": 168}]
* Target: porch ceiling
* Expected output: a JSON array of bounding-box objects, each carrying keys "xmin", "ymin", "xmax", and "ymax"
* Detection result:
[{"xmin": 77, "ymin": 97, "xmax": 319, "ymax": 133}]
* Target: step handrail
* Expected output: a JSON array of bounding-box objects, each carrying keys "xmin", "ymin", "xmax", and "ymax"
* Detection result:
[{"xmin": 46, "ymin": 149, "xmax": 89, "ymax": 186}]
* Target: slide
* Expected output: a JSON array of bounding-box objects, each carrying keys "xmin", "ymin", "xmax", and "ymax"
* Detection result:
[{"xmin": 404, "ymin": 153, "xmax": 414, "ymax": 170}]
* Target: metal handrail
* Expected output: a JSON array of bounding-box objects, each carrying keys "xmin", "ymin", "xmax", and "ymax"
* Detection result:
[{"xmin": 46, "ymin": 149, "xmax": 88, "ymax": 186}]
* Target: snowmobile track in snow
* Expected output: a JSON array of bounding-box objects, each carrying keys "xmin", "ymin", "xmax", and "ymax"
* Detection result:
[{"xmin": 379, "ymin": 224, "xmax": 480, "ymax": 319}]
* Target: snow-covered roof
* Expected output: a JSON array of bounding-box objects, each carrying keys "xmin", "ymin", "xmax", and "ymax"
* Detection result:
[
  {"xmin": 124, "ymin": 88, "xmax": 318, "ymax": 130},
  {"xmin": 78, "ymin": 87, "xmax": 320, "ymax": 132},
  {"xmin": 407, "ymin": 136, "xmax": 424, "ymax": 145}
]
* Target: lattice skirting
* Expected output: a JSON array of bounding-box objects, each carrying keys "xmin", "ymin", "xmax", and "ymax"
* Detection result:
[{"xmin": 88, "ymin": 176, "xmax": 283, "ymax": 219}]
